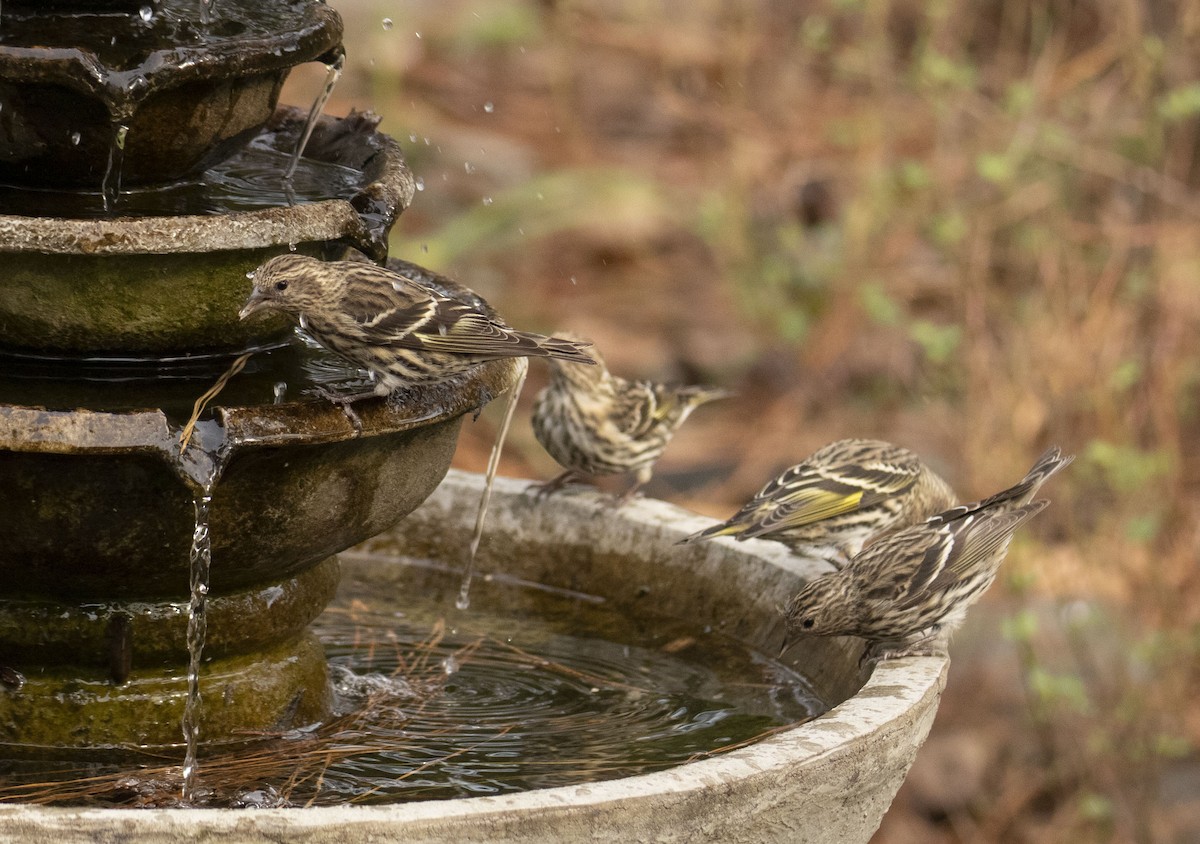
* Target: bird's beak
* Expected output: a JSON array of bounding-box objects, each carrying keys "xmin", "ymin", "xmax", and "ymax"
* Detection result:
[
  {"xmin": 238, "ymin": 289, "xmax": 270, "ymax": 321},
  {"xmin": 778, "ymin": 629, "xmax": 799, "ymax": 659}
]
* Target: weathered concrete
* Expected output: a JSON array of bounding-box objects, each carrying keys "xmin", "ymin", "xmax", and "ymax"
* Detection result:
[
  {"xmin": 0, "ymin": 471, "xmax": 948, "ymax": 842},
  {"xmin": 0, "ymin": 107, "xmax": 414, "ymax": 354}
]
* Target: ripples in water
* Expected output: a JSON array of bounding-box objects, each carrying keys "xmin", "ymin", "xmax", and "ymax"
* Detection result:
[{"xmin": 0, "ymin": 554, "xmax": 825, "ymax": 807}]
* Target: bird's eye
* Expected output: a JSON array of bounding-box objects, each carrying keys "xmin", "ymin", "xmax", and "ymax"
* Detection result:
[
  {"xmin": 801, "ymin": 618, "xmax": 815, "ymax": 630},
  {"xmin": 274, "ymin": 280, "xmax": 289, "ymax": 292}
]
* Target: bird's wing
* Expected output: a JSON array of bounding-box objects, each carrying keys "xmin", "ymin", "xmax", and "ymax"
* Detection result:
[
  {"xmin": 339, "ymin": 265, "xmax": 544, "ymax": 356},
  {"xmin": 735, "ymin": 454, "xmax": 922, "ymax": 538},
  {"xmin": 919, "ymin": 500, "xmax": 1049, "ymax": 594},
  {"xmin": 335, "ymin": 263, "xmax": 443, "ymax": 345}
]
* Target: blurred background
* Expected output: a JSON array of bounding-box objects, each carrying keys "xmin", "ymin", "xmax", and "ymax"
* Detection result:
[{"xmin": 287, "ymin": 1, "xmax": 1200, "ymax": 840}]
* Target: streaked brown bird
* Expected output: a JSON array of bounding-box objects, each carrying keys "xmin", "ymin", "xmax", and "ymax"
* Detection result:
[
  {"xmin": 239, "ymin": 255, "xmax": 595, "ymax": 395},
  {"xmin": 679, "ymin": 439, "xmax": 957, "ymax": 569},
  {"xmin": 782, "ymin": 446, "xmax": 1072, "ymax": 663},
  {"xmin": 531, "ymin": 333, "xmax": 728, "ymax": 503}
]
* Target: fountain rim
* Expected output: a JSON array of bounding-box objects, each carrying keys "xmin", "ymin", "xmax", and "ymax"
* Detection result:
[
  {"xmin": 0, "ymin": 106, "xmax": 414, "ymax": 256},
  {"xmin": 0, "ymin": 2, "xmax": 343, "ymax": 102},
  {"xmin": 0, "ymin": 358, "xmax": 524, "ymax": 454}
]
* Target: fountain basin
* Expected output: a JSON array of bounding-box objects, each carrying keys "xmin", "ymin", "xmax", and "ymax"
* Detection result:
[
  {"xmin": 0, "ymin": 107, "xmax": 414, "ymax": 355},
  {"xmin": 0, "ymin": 471, "xmax": 947, "ymax": 841},
  {"xmin": 0, "ymin": 0, "xmax": 343, "ymax": 186}
]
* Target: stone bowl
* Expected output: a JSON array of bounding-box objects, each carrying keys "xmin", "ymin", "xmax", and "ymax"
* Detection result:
[
  {"xmin": 0, "ymin": 0, "xmax": 343, "ymax": 187},
  {"xmin": 0, "ymin": 471, "xmax": 947, "ymax": 841},
  {"xmin": 0, "ymin": 106, "xmax": 414, "ymax": 355}
]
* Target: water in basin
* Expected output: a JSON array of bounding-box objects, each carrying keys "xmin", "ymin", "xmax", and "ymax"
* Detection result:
[{"xmin": 0, "ymin": 550, "xmax": 825, "ymax": 807}]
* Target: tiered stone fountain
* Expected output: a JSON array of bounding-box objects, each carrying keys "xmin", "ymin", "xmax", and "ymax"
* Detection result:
[
  {"xmin": 0, "ymin": 0, "xmax": 521, "ymax": 749},
  {"xmin": 0, "ymin": 2, "xmax": 948, "ymax": 840}
]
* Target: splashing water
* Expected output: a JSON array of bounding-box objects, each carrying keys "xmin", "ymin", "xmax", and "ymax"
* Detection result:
[
  {"xmin": 284, "ymin": 49, "xmax": 346, "ymax": 181},
  {"xmin": 456, "ymin": 360, "xmax": 528, "ymax": 611},
  {"xmin": 199, "ymin": 0, "xmax": 215, "ymax": 26}
]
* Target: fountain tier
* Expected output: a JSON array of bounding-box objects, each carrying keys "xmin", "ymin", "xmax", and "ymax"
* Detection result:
[
  {"xmin": 0, "ymin": 107, "xmax": 413, "ymax": 355},
  {"xmin": 0, "ymin": 0, "xmax": 343, "ymax": 187},
  {"xmin": 0, "ymin": 349, "xmax": 525, "ymax": 748}
]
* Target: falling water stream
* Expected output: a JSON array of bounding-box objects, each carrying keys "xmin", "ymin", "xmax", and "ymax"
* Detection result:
[
  {"xmin": 180, "ymin": 482, "xmax": 216, "ymax": 803},
  {"xmin": 285, "ymin": 48, "xmax": 346, "ymax": 181},
  {"xmin": 100, "ymin": 124, "xmax": 129, "ymax": 213},
  {"xmin": 456, "ymin": 359, "xmax": 528, "ymax": 611}
]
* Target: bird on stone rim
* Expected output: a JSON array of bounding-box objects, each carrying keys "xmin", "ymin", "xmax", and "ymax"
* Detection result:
[
  {"xmin": 679, "ymin": 438, "xmax": 957, "ymax": 570},
  {"xmin": 530, "ymin": 332, "xmax": 729, "ymax": 504},
  {"xmin": 239, "ymin": 254, "xmax": 595, "ymax": 403},
  {"xmin": 780, "ymin": 446, "xmax": 1073, "ymax": 664}
]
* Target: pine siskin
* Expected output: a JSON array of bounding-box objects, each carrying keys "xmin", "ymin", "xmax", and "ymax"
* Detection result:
[
  {"xmin": 679, "ymin": 439, "xmax": 957, "ymax": 568},
  {"xmin": 782, "ymin": 446, "xmax": 1073, "ymax": 663},
  {"xmin": 239, "ymin": 255, "xmax": 595, "ymax": 395},
  {"xmin": 530, "ymin": 333, "xmax": 728, "ymax": 503}
]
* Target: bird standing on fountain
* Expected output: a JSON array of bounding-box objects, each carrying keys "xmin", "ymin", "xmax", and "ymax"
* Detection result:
[
  {"xmin": 781, "ymin": 446, "xmax": 1072, "ymax": 664},
  {"xmin": 530, "ymin": 333, "xmax": 729, "ymax": 503},
  {"xmin": 238, "ymin": 255, "xmax": 595, "ymax": 398},
  {"xmin": 679, "ymin": 439, "xmax": 958, "ymax": 569}
]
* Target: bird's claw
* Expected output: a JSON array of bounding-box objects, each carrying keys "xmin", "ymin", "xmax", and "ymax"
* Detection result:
[{"xmin": 308, "ymin": 385, "xmax": 366, "ymax": 435}]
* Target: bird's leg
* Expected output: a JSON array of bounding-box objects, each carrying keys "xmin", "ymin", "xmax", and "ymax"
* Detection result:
[
  {"xmin": 472, "ymin": 384, "xmax": 494, "ymax": 421},
  {"xmin": 531, "ymin": 470, "xmax": 589, "ymax": 500},
  {"xmin": 824, "ymin": 546, "xmax": 854, "ymax": 571},
  {"xmin": 861, "ymin": 627, "xmax": 948, "ymax": 667},
  {"xmin": 612, "ymin": 466, "xmax": 653, "ymax": 507},
  {"xmin": 613, "ymin": 480, "xmax": 644, "ymax": 507},
  {"xmin": 306, "ymin": 385, "xmax": 372, "ymax": 434}
]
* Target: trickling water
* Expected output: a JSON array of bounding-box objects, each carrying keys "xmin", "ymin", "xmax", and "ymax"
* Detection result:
[
  {"xmin": 284, "ymin": 49, "xmax": 346, "ymax": 180},
  {"xmin": 180, "ymin": 484, "xmax": 215, "ymax": 802},
  {"xmin": 101, "ymin": 124, "xmax": 129, "ymax": 212},
  {"xmin": 199, "ymin": 0, "xmax": 215, "ymax": 25},
  {"xmin": 457, "ymin": 359, "xmax": 528, "ymax": 611}
]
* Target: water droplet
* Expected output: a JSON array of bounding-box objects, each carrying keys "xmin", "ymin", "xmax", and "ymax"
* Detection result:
[
  {"xmin": 536, "ymin": 192, "xmax": 544, "ymax": 200},
  {"xmin": 464, "ymin": 161, "xmax": 476, "ymax": 174},
  {"xmin": 483, "ymin": 101, "xmax": 495, "ymax": 113},
  {"xmin": 409, "ymin": 134, "xmax": 417, "ymax": 143},
  {"xmin": 114, "ymin": 125, "xmax": 129, "ymax": 150},
  {"xmin": 288, "ymin": 242, "xmax": 298, "ymax": 252},
  {"xmin": 245, "ymin": 270, "xmax": 256, "ymax": 280},
  {"xmin": 570, "ymin": 276, "xmax": 577, "ymax": 285},
  {"xmin": 381, "ymin": 17, "xmax": 393, "ymax": 30},
  {"xmin": 455, "ymin": 592, "xmax": 470, "ymax": 610},
  {"xmin": 69, "ymin": 132, "xmax": 81, "ymax": 146},
  {"xmin": 139, "ymin": 5, "xmax": 152, "ymax": 22},
  {"xmin": 414, "ymin": 175, "xmax": 425, "ymax": 191},
  {"xmin": 482, "ymin": 196, "xmax": 493, "ymax": 206},
  {"xmin": 414, "ymin": 31, "xmax": 422, "ymax": 39},
  {"xmin": 420, "ymin": 243, "xmax": 429, "ymax": 253},
  {"xmin": 273, "ymin": 382, "xmax": 287, "ymax": 404},
  {"xmin": 442, "ymin": 655, "xmax": 459, "ymax": 675}
]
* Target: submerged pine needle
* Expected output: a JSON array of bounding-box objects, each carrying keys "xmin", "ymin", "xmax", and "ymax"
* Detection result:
[{"xmin": 179, "ymin": 352, "xmax": 253, "ymax": 454}]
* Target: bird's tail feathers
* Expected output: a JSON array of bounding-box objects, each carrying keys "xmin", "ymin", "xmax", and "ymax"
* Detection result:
[
  {"xmin": 926, "ymin": 447, "xmax": 1072, "ymax": 527},
  {"xmin": 679, "ymin": 386, "xmax": 734, "ymax": 407},
  {"xmin": 677, "ymin": 521, "xmax": 748, "ymax": 545},
  {"xmin": 525, "ymin": 334, "xmax": 597, "ymax": 365}
]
